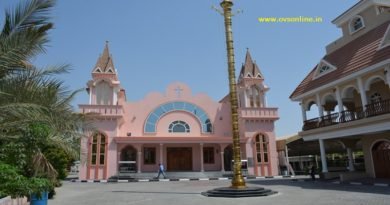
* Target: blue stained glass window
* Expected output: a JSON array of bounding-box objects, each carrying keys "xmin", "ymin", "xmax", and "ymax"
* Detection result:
[
  {"xmin": 173, "ymin": 102, "xmax": 185, "ymax": 110},
  {"xmin": 145, "ymin": 123, "xmax": 155, "ymax": 133},
  {"xmin": 146, "ymin": 113, "xmax": 159, "ymax": 124},
  {"xmin": 162, "ymin": 103, "xmax": 174, "ymax": 112},
  {"xmin": 152, "ymin": 107, "xmax": 166, "ymax": 117},
  {"xmin": 143, "ymin": 101, "xmax": 213, "ymax": 133}
]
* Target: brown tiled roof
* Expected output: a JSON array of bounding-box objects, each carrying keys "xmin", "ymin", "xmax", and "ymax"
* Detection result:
[
  {"xmin": 93, "ymin": 42, "xmax": 116, "ymax": 73},
  {"xmin": 239, "ymin": 49, "xmax": 264, "ymax": 80},
  {"xmin": 290, "ymin": 21, "xmax": 390, "ymax": 99}
]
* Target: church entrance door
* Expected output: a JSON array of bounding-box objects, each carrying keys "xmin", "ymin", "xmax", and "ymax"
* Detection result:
[{"xmin": 167, "ymin": 147, "xmax": 192, "ymax": 171}]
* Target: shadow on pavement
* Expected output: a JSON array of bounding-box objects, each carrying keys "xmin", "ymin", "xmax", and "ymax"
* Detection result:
[
  {"xmin": 112, "ymin": 190, "xmax": 199, "ymax": 195},
  {"xmin": 246, "ymin": 179, "xmax": 390, "ymax": 195}
]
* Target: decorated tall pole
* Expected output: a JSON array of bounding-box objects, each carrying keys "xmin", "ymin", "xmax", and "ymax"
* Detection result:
[{"xmin": 220, "ymin": 0, "xmax": 246, "ymax": 189}]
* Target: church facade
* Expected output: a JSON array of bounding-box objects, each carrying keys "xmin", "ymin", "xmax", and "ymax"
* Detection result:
[{"xmin": 79, "ymin": 44, "xmax": 279, "ymax": 180}]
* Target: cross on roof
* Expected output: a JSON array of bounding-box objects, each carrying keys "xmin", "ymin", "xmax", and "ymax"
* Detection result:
[{"xmin": 174, "ymin": 86, "xmax": 183, "ymax": 98}]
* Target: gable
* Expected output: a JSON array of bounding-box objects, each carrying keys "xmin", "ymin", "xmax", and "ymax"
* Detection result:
[
  {"xmin": 379, "ymin": 24, "xmax": 390, "ymax": 49},
  {"xmin": 312, "ymin": 60, "xmax": 337, "ymax": 80}
]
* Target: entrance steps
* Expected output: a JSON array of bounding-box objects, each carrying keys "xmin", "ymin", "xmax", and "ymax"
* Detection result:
[{"xmin": 111, "ymin": 171, "xmax": 230, "ymax": 180}]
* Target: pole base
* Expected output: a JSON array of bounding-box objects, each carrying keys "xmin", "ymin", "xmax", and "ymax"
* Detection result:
[{"xmin": 201, "ymin": 187, "xmax": 277, "ymax": 198}]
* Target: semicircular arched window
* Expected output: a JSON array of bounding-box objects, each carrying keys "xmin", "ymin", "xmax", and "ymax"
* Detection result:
[
  {"xmin": 168, "ymin": 121, "xmax": 190, "ymax": 133},
  {"xmin": 144, "ymin": 101, "xmax": 212, "ymax": 133}
]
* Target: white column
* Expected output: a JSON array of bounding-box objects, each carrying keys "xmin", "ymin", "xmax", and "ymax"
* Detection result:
[
  {"xmin": 300, "ymin": 102, "xmax": 307, "ymax": 121},
  {"xmin": 285, "ymin": 145, "xmax": 291, "ymax": 175},
  {"xmin": 244, "ymin": 89, "xmax": 248, "ymax": 107},
  {"xmin": 357, "ymin": 77, "xmax": 368, "ymax": 110},
  {"xmin": 299, "ymin": 157, "xmax": 303, "ymax": 170},
  {"xmin": 347, "ymin": 148, "xmax": 355, "ymax": 172},
  {"xmin": 159, "ymin": 144, "xmax": 163, "ymax": 164},
  {"xmin": 137, "ymin": 151, "xmax": 142, "ymax": 173},
  {"xmin": 335, "ymin": 86, "xmax": 344, "ymax": 113},
  {"xmin": 200, "ymin": 143, "xmax": 204, "ymax": 172},
  {"xmin": 89, "ymin": 87, "xmax": 93, "ymax": 104},
  {"xmin": 316, "ymin": 94, "xmax": 324, "ymax": 117},
  {"xmin": 319, "ymin": 139, "xmax": 328, "ymax": 173},
  {"xmin": 220, "ymin": 151, "xmax": 225, "ymax": 172},
  {"xmin": 113, "ymin": 87, "xmax": 118, "ymax": 105},
  {"xmin": 264, "ymin": 92, "xmax": 268, "ymax": 107}
]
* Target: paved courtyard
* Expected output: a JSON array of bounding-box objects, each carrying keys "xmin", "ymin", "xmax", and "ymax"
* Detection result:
[{"xmin": 51, "ymin": 179, "xmax": 390, "ymax": 205}]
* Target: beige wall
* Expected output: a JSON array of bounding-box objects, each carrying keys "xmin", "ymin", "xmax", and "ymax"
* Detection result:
[{"xmin": 327, "ymin": 5, "xmax": 390, "ymax": 54}]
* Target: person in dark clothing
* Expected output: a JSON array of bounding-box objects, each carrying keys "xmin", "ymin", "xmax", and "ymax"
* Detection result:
[
  {"xmin": 156, "ymin": 163, "xmax": 166, "ymax": 179},
  {"xmin": 310, "ymin": 165, "xmax": 316, "ymax": 181}
]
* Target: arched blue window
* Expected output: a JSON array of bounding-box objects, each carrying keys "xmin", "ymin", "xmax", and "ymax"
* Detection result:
[{"xmin": 144, "ymin": 101, "xmax": 213, "ymax": 133}]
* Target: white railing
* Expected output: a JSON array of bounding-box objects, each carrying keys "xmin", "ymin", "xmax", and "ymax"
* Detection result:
[
  {"xmin": 239, "ymin": 107, "xmax": 278, "ymax": 119},
  {"xmin": 79, "ymin": 104, "xmax": 123, "ymax": 116},
  {"xmin": 0, "ymin": 196, "xmax": 28, "ymax": 205}
]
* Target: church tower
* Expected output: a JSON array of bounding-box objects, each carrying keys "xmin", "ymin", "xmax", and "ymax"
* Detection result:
[
  {"xmin": 237, "ymin": 49, "xmax": 269, "ymax": 109},
  {"xmin": 87, "ymin": 42, "xmax": 122, "ymax": 105}
]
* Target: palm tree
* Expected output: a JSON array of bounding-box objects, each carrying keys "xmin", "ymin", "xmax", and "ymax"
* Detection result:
[
  {"xmin": 0, "ymin": 0, "xmax": 54, "ymax": 78},
  {"xmin": 0, "ymin": 65, "xmax": 91, "ymax": 179},
  {"xmin": 0, "ymin": 0, "xmax": 91, "ymax": 180}
]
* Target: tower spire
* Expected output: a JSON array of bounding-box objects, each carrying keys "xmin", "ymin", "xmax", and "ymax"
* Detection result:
[
  {"xmin": 239, "ymin": 49, "xmax": 263, "ymax": 80},
  {"xmin": 92, "ymin": 41, "xmax": 116, "ymax": 74}
]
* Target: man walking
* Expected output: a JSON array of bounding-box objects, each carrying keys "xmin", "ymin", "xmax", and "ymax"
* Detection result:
[{"xmin": 156, "ymin": 163, "xmax": 167, "ymax": 179}]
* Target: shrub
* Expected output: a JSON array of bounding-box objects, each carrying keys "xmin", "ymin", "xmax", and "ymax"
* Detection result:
[{"xmin": 0, "ymin": 162, "xmax": 52, "ymax": 199}]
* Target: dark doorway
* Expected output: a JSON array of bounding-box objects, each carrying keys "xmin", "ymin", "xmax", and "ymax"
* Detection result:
[
  {"xmin": 372, "ymin": 141, "xmax": 390, "ymax": 178},
  {"xmin": 120, "ymin": 145, "xmax": 137, "ymax": 173},
  {"xmin": 224, "ymin": 145, "xmax": 233, "ymax": 171},
  {"xmin": 167, "ymin": 147, "xmax": 192, "ymax": 171},
  {"xmin": 121, "ymin": 145, "xmax": 137, "ymax": 161}
]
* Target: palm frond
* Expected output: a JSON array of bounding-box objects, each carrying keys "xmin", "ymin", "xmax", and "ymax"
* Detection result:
[
  {"xmin": 31, "ymin": 151, "xmax": 58, "ymax": 179},
  {"xmin": 0, "ymin": 0, "xmax": 55, "ymax": 78}
]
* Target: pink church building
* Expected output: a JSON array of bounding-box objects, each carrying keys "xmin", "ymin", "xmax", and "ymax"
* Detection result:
[{"xmin": 79, "ymin": 43, "xmax": 279, "ymax": 180}]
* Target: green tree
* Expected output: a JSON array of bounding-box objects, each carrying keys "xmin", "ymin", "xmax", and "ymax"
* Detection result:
[
  {"xmin": 0, "ymin": 0, "xmax": 54, "ymax": 78},
  {"xmin": 0, "ymin": 0, "xmax": 91, "ymax": 186}
]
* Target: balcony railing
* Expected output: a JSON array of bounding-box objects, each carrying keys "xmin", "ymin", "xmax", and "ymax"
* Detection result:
[
  {"xmin": 79, "ymin": 104, "xmax": 123, "ymax": 117},
  {"xmin": 239, "ymin": 107, "xmax": 278, "ymax": 119},
  {"xmin": 302, "ymin": 99, "xmax": 390, "ymax": 131}
]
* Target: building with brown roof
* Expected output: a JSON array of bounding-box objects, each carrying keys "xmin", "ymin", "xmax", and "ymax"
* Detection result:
[{"xmin": 290, "ymin": 0, "xmax": 390, "ymax": 179}]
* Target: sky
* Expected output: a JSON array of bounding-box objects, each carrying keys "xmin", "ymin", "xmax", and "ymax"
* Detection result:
[{"xmin": 0, "ymin": 0, "xmax": 358, "ymax": 138}]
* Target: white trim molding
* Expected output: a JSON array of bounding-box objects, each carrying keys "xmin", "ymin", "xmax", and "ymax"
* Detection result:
[{"xmin": 378, "ymin": 24, "xmax": 390, "ymax": 50}]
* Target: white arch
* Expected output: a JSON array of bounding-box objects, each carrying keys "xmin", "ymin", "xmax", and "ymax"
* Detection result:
[
  {"xmin": 369, "ymin": 138, "xmax": 390, "ymax": 178},
  {"xmin": 341, "ymin": 84, "xmax": 359, "ymax": 99},
  {"xmin": 364, "ymin": 75, "xmax": 386, "ymax": 91},
  {"xmin": 334, "ymin": 140, "xmax": 346, "ymax": 150},
  {"xmin": 305, "ymin": 99, "xmax": 317, "ymax": 111}
]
